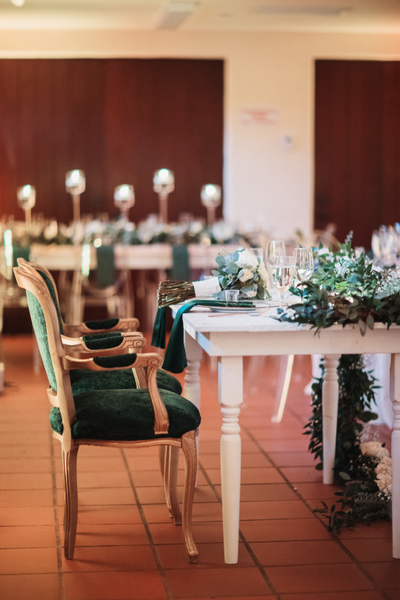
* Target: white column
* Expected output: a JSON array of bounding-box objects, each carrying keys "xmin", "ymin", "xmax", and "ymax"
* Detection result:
[
  {"xmin": 322, "ymin": 354, "xmax": 340, "ymax": 485},
  {"xmin": 390, "ymin": 353, "xmax": 400, "ymax": 558},
  {"xmin": 218, "ymin": 355, "xmax": 243, "ymax": 564}
]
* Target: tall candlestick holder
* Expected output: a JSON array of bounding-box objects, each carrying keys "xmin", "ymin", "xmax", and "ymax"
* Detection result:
[
  {"xmin": 65, "ymin": 170, "xmax": 85, "ymax": 223},
  {"xmin": 153, "ymin": 169, "xmax": 174, "ymax": 224},
  {"xmin": 17, "ymin": 185, "xmax": 36, "ymax": 231},
  {"xmin": 201, "ymin": 184, "xmax": 221, "ymax": 227},
  {"xmin": 114, "ymin": 185, "xmax": 135, "ymax": 222}
]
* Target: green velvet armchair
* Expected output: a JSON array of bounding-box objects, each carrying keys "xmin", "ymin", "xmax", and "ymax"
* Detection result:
[{"xmin": 14, "ymin": 260, "xmax": 200, "ymax": 562}]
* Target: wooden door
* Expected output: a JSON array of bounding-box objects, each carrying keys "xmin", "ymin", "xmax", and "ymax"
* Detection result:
[{"xmin": 314, "ymin": 60, "xmax": 400, "ymax": 249}]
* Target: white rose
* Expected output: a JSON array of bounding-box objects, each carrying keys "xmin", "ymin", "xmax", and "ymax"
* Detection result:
[
  {"xmin": 376, "ymin": 462, "xmax": 392, "ymax": 476},
  {"xmin": 236, "ymin": 249, "xmax": 258, "ymax": 269},
  {"xmin": 376, "ymin": 473, "xmax": 392, "ymax": 497},
  {"xmin": 375, "ymin": 447, "xmax": 390, "ymax": 459},
  {"xmin": 244, "ymin": 290, "xmax": 257, "ymax": 298},
  {"xmin": 239, "ymin": 268, "xmax": 254, "ymax": 283},
  {"xmin": 360, "ymin": 441, "xmax": 386, "ymax": 457}
]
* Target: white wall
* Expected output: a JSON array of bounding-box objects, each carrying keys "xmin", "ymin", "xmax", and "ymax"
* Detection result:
[{"xmin": 1, "ymin": 29, "xmax": 400, "ymax": 240}]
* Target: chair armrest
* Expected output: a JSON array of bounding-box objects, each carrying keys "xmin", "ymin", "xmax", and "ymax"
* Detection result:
[
  {"xmin": 62, "ymin": 331, "xmax": 146, "ymax": 355},
  {"xmin": 63, "ymin": 317, "xmax": 140, "ymax": 337}
]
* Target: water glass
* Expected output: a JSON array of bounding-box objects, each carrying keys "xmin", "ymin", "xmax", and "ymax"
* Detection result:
[
  {"xmin": 272, "ymin": 255, "xmax": 294, "ymax": 304},
  {"xmin": 293, "ymin": 247, "xmax": 314, "ymax": 283},
  {"xmin": 225, "ymin": 289, "xmax": 239, "ymax": 302},
  {"xmin": 266, "ymin": 240, "xmax": 286, "ymax": 264}
]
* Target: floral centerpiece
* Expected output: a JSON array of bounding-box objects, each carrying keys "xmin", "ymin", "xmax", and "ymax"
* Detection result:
[
  {"xmin": 210, "ymin": 247, "xmax": 271, "ymax": 300},
  {"xmin": 277, "ymin": 233, "xmax": 400, "ymax": 335},
  {"xmin": 157, "ymin": 246, "xmax": 271, "ymax": 307}
]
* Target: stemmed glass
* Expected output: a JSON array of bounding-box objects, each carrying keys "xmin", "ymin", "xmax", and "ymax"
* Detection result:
[
  {"xmin": 266, "ymin": 240, "xmax": 286, "ymax": 264},
  {"xmin": 272, "ymin": 255, "xmax": 294, "ymax": 305},
  {"xmin": 292, "ymin": 247, "xmax": 314, "ymax": 283}
]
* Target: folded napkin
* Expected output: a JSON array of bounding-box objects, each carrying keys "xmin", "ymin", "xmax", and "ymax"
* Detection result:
[
  {"xmin": 171, "ymin": 245, "xmax": 190, "ymax": 281},
  {"xmin": 96, "ymin": 245, "xmax": 115, "ymax": 289},
  {"xmin": 153, "ymin": 299, "xmax": 254, "ymax": 373}
]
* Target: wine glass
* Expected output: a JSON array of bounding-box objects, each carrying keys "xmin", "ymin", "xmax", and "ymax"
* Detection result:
[
  {"xmin": 272, "ymin": 255, "xmax": 294, "ymax": 305},
  {"xmin": 292, "ymin": 247, "xmax": 314, "ymax": 283},
  {"xmin": 266, "ymin": 240, "xmax": 286, "ymax": 264}
]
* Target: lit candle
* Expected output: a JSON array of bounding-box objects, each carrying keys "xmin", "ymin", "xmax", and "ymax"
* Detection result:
[
  {"xmin": 201, "ymin": 184, "xmax": 222, "ymax": 227},
  {"xmin": 153, "ymin": 169, "xmax": 174, "ymax": 187},
  {"xmin": 65, "ymin": 170, "xmax": 86, "ymax": 194}
]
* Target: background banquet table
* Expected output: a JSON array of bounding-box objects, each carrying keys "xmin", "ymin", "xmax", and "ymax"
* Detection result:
[{"xmin": 29, "ymin": 243, "xmax": 238, "ymax": 272}]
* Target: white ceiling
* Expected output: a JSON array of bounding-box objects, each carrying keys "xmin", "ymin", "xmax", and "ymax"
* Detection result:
[{"xmin": 1, "ymin": 0, "xmax": 400, "ymax": 33}]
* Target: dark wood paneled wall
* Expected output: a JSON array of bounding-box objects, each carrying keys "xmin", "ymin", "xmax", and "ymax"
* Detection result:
[
  {"xmin": 0, "ymin": 58, "xmax": 223, "ymax": 224},
  {"xmin": 314, "ymin": 60, "xmax": 400, "ymax": 249}
]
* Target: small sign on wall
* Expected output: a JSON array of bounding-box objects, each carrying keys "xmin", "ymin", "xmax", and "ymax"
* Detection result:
[{"xmin": 239, "ymin": 107, "xmax": 278, "ymax": 125}]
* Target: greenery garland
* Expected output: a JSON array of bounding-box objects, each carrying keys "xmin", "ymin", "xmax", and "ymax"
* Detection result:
[
  {"xmin": 279, "ymin": 236, "xmax": 395, "ymax": 531},
  {"xmin": 306, "ymin": 351, "xmax": 392, "ymax": 531},
  {"xmin": 278, "ymin": 235, "xmax": 400, "ymax": 336}
]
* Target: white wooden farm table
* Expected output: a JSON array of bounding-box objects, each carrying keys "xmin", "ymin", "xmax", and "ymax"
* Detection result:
[{"xmin": 176, "ymin": 307, "xmax": 400, "ymax": 564}]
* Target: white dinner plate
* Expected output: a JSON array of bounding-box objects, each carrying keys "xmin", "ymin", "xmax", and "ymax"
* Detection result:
[{"xmin": 209, "ymin": 305, "xmax": 258, "ymax": 313}]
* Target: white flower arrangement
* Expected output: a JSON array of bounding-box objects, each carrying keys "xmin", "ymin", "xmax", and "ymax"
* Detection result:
[
  {"xmin": 211, "ymin": 247, "xmax": 271, "ymax": 300},
  {"xmin": 360, "ymin": 441, "xmax": 392, "ymax": 499}
]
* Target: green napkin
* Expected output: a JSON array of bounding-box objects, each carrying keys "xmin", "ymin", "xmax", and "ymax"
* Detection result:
[
  {"xmin": 151, "ymin": 306, "xmax": 167, "ymax": 349},
  {"xmin": 171, "ymin": 245, "xmax": 190, "ymax": 280},
  {"xmin": 96, "ymin": 245, "xmax": 115, "ymax": 289},
  {"xmin": 161, "ymin": 299, "xmax": 254, "ymax": 373},
  {"xmin": 13, "ymin": 246, "xmax": 31, "ymax": 267}
]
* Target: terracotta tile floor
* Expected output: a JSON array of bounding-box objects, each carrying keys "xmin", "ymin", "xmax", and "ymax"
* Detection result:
[{"xmin": 0, "ymin": 334, "xmax": 395, "ymax": 600}]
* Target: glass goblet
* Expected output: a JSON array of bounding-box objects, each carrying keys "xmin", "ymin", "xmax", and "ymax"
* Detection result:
[
  {"xmin": 293, "ymin": 247, "xmax": 314, "ymax": 284},
  {"xmin": 272, "ymin": 255, "xmax": 294, "ymax": 305},
  {"xmin": 266, "ymin": 240, "xmax": 286, "ymax": 265}
]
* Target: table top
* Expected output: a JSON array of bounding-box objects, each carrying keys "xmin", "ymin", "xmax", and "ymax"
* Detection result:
[{"xmin": 178, "ymin": 305, "xmax": 400, "ymax": 357}]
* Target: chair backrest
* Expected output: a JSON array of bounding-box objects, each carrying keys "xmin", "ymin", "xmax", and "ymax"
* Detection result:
[
  {"xmin": 14, "ymin": 261, "xmax": 77, "ymax": 429},
  {"xmin": 17, "ymin": 258, "xmax": 64, "ymax": 334}
]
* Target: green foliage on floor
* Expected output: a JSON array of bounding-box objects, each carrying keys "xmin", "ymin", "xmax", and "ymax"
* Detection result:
[{"xmin": 305, "ymin": 354, "xmax": 392, "ymax": 531}]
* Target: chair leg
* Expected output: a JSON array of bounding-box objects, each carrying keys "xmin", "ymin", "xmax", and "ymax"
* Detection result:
[
  {"xmin": 271, "ymin": 354, "xmax": 295, "ymax": 423},
  {"xmin": 62, "ymin": 444, "xmax": 79, "ymax": 560},
  {"xmin": 181, "ymin": 431, "xmax": 199, "ymax": 563},
  {"xmin": 159, "ymin": 445, "xmax": 165, "ymax": 477},
  {"xmin": 163, "ymin": 445, "xmax": 182, "ymax": 525}
]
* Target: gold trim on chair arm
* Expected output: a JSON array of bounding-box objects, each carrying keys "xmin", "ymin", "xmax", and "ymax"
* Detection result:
[{"xmin": 61, "ymin": 332, "xmax": 145, "ymax": 355}]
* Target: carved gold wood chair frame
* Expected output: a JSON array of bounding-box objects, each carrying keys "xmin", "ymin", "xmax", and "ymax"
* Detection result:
[{"xmin": 14, "ymin": 261, "xmax": 199, "ymax": 563}]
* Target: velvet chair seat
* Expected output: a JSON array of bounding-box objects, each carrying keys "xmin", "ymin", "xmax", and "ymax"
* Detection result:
[
  {"xmin": 50, "ymin": 388, "xmax": 200, "ymax": 441},
  {"xmin": 69, "ymin": 367, "xmax": 182, "ymax": 396}
]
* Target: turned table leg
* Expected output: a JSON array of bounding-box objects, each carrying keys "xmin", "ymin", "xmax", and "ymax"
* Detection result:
[
  {"xmin": 321, "ymin": 354, "xmax": 341, "ymax": 485},
  {"xmin": 218, "ymin": 355, "xmax": 243, "ymax": 564}
]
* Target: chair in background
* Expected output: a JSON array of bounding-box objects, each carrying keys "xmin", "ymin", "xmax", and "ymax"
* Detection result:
[
  {"xmin": 68, "ymin": 244, "xmax": 134, "ymax": 325},
  {"xmin": 14, "ymin": 260, "xmax": 200, "ymax": 562},
  {"xmin": 0, "ymin": 230, "xmax": 33, "ymax": 391},
  {"xmin": 22, "ymin": 257, "xmax": 139, "ymax": 337}
]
